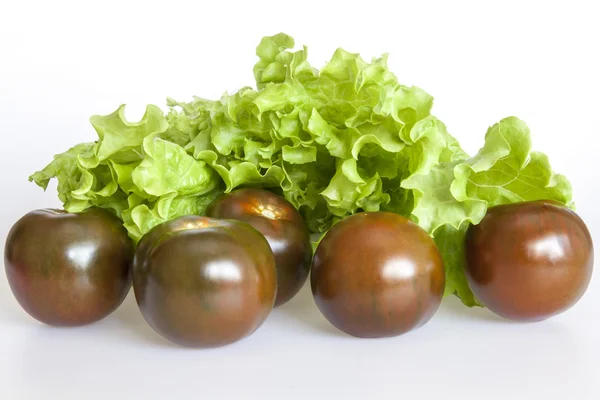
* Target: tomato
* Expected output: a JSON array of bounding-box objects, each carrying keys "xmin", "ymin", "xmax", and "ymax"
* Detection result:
[
  {"xmin": 4, "ymin": 208, "xmax": 134, "ymax": 326},
  {"xmin": 465, "ymin": 200, "xmax": 594, "ymax": 321},
  {"xmin": 207, "ymin": 188, "xmax": 312, "ymax": 307},
  {"xmin": 310, "ymin": 212, "xmax": 445, "ymax": 338},
  {"xmin": 132, "ymin": 216, "xmax": 277, "ymax": 347}
]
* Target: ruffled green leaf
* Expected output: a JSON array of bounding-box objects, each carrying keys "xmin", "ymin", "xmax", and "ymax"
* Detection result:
[
  {"xmin": 91, "ymin": 104, "xmax": 169, "ymax": 163},
  {"xmin": 132, "ymin": 136, "xmax": 219, "ymax": 197}
]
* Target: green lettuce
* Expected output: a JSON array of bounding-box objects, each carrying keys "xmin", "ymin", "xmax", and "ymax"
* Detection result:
[
  {"xmin": 30, "ymin": 33, "xmax": 572, "ymax": 307},
  {"xmin": 30, "ymin": 104, "xmax": 224, "ymax": 242}
]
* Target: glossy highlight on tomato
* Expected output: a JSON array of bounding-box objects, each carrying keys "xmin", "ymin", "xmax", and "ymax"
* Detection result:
[
  {"xmin": 465, "ymin": 200, "xmax": 594, "ymax": 321},
  {"xmin": 311, "ymin": 212, "xmax": 445, "ymax": 338},
  {"xmin": 4, "ymin": 208, "xmax": 134, "ymax": 326},
  {"xmin": 207, "ymin": 188, "xmax": 312, "ymax": 307},
  {"xmin": 132, "ymin": 216, "xmax": 277, "ymax": 348}
]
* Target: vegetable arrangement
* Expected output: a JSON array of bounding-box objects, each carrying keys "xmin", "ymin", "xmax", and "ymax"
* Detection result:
[{"xmin": 3, "ymin": 34, "xmax": 594, "ymax": 347}]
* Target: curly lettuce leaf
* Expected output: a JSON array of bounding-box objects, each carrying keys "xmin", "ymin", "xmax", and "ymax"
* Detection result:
[
  {"xmin": 30, "ymin": 105, "xmax": 225, "ymax": 242},
  {"xmin": 90, "ymin": 104, "xmax": 169, "ymax": 163},
  {"xmin": 132, "ymin": 136, "xmax": 219, "ymax": 197},
  {"xmin": 29, "ymin": 142, "xmax": 129, "ymax": 214},
  {"xmin": 450, "ymin": 117, "xmax": 572, "ymax": 208}
]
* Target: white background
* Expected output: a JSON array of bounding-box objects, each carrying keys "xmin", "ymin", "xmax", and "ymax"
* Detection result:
[{"xmin": 1, "ymin": 1, "xmax": 599, "ymax": 399}]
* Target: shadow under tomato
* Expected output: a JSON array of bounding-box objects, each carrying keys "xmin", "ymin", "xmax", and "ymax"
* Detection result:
[
  {"xmin": 0, "ymin": 302, "xmax": 37, "ymax": 327},
  {"xmin": 439, "ymin": 295, "xmax": 511, "ymax": 323},
  {"xmin": 112, "ymin": 290, "xmax": 283, "ymax": 351},
  {"xmin": 115, "ymin": 281, "xmax": 349, "ymax": 343},
  {"xmin": 111, "ymin": 290, "xmax": 182, "ymax": 348},
  {"xmin": 274, "ymin": 282, "xmax": 349, "ymax": 338}
]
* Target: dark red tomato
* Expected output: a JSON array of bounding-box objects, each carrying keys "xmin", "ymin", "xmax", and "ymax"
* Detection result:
[
  {"xmin": 311, "ymin": 212, "xmax": 445, "ymax": 338},
  {"xmin": 4, "ymin": 208, "xmax": 134, "ymax": 326},
  {"xmin": 132, "ymin": 216, "xmax": 277, "ymax": 348},
  {"xmin": 207, "ymin": 188, "xmax": 312, "ymax": 307},
  {"xmin": 465, "ymin": 200, "xmax": 594, "ymax": 321}
]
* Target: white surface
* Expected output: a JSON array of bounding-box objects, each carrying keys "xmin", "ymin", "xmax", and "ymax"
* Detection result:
[{"xmin": 1, "ymin": 1, "xmax": 599, "ymax": 399}]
